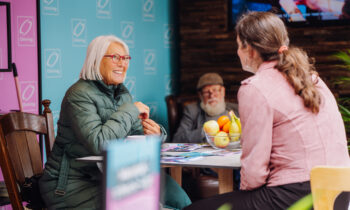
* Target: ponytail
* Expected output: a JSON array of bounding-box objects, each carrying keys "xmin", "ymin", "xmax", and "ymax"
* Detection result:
[
  {"xmin": 236, "ymin": 12, "xmax": 322, "ymax": 113},
  {"xmin": 275, "ymin": 47, "xmax": 321, "ymax": 113}
]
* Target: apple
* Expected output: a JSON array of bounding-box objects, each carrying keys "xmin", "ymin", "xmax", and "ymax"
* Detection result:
[
  {"xmin": 203, "ymin": 120, "xmax": 220, "ymax": 136},
  {"xmin": 214, "ymin": 131, "xmax": 230, "ymax": 148}
]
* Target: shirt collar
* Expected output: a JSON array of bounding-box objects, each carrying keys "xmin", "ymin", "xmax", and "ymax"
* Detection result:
[
  {"xmin": 240, "ymin": 61, "xmax": 278, "ymax": 85},
  {"xmin": 256, "ymin": 61, "xmax": 278, "ymax": 74}
]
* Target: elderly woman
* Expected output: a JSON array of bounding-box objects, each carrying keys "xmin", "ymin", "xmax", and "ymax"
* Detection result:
[{"xmin": 39, "ymin": 35, "xmax": 191, "ymax": 209}]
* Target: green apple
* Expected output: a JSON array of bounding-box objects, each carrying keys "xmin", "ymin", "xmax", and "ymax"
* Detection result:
[
  {"xmin": 203, "ymin": 120, "xmax": 220, "ymax": 136},
  {"xmin": 214, "ymin": 131, "xmax": 230, "ymax": 148}
]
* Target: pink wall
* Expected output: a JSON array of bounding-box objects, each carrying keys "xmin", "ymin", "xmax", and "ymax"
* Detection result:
[
  {"xmin": 0, "ymin": 1, "xmax": 38, "ymax": 208},
  {"xmin": 0, "ymin": 5, "xmax": 8, "ymax": 70},
  {"xmin": 0, "ymin": 0, "xmax": 38, "ymax": 114}
]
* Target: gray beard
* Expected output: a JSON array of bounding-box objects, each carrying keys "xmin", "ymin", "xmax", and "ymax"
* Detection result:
[{"xmin": 200, "ymin": 100, "xmax": 226, "ymax": 117}]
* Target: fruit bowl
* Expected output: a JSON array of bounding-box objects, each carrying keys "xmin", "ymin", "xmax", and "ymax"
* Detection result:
[{"xmin": 204, "ymin": 131, "xmax": 241, "ymax": 150}]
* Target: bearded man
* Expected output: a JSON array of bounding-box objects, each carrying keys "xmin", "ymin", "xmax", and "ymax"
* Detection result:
[{"xmin": 173, "ymin": 73, "xmax": 238, "ymax": 143}]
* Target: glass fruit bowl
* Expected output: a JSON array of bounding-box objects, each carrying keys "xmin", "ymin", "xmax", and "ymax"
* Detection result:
[{"xmin": 204, "ymin": 131, "xmax": 241, "ymax": 150}]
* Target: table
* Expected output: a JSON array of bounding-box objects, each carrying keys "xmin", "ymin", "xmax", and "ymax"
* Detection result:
[
  {"xmin": 76, "ymin": 143, "xmax": 242, "ymax": 194},
  {"xmin": 161, "ymin": 144, "xmax": 241, "ymax": 194}
]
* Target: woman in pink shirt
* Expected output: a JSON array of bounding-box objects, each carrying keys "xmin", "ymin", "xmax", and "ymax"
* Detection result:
[{"xmin": 184, "ymin": 11, "xmax": 350, "ymax": 210}]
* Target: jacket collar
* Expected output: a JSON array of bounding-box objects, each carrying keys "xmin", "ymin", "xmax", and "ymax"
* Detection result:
[{"xmin": 91, "ymin": 80, "xmax": 129, "ymax": 97}]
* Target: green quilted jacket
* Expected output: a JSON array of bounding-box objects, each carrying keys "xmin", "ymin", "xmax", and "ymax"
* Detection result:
[{"xmin": 39, "ymin": 79, "xmax": 167, "ymax": 209}]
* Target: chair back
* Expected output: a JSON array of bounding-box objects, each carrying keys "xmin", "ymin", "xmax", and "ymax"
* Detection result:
[
  {"xmin": 0, "ymin": 99, "xmax": 55, "ymax": 210},
  {"xmin": 165, "ymin": 95, "xmax": 199, "ymax": 141},
  {"xmin": 310, "ymin": 166, "xmax": 350, "ymax": 210}
]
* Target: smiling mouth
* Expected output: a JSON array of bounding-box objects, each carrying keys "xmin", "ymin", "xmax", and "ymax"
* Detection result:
[{"xmin": 113, "ymin": 70, "xmax": 124, "ymax": 75}]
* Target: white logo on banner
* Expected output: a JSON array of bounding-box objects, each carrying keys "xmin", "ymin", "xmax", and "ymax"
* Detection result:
[
  {"xmin": 164, "ymin": 74, "xmax": 174, "ymax": 95},
  {"xmin": 43, "ymin": 0, "xmax": 59, "ymax": 16},
  {"xmin": 20, "ymin": 81, "xmax": 37, "ymax": 112},
  {"xmin": 71, "ymin": 19, "xmax": 87, "ymax": 47},
  {"xmin": 124, "ymin": 76, "xmax": 136, "ymax": 99},
  {"xmin": 17, "ymin": 16, "xmax": 35, "ymax": 47},
  {"xmin": 44, "ymin": 49, "xmax": 62, "ymax": 78},
  {"xmin": 52, "ymin": 110, "xmax": 60, "ymax": 133},
  {"xmin": 96, "ymin": 0, "xmax": 112, "ymax": 19},
  {"xmin": 164, "ymin": 24, "xmax": 174, "ymax": 48},
  {"xmin": 144, "ymin": 49, "xmax": 156, "ymax": 75},
  {"xmin": 146, "ymin": 102, "xmax": 158, "ymax": 120},
  {"xmin": 121, "ymin": 21, "xmax": 135, "ymax": 48},
  {"xmin": 142, "ymin": 0, "xmax": 155, "ymax": 21}
]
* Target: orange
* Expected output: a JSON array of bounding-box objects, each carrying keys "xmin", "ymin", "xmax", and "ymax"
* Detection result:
[
  {"xmin": 217, "ymin": 115, "xmax": 230, "ymax": 129},
  {"xmin": 222, "ymin": 121, "xmax": 231, "ymax": 133}
]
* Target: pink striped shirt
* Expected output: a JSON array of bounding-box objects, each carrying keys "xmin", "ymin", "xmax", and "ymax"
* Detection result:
[{"xmin": 238, "ymin": 61, "xmax": 350, "ymax": 190}]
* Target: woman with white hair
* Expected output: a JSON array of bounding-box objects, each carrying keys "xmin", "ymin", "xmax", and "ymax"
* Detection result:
[{"xmin": 39, "ymin": 35, "xmax": 191, "ymax": 209}]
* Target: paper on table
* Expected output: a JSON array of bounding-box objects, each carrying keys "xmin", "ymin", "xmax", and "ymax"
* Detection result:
[
  {"xmin": 161, "ymin": 155, "xmax": 203, "ymax": 163},
  {"xmin": 160, "ymin": 151, "xmax": 213, "ymax": 163},
  {"xmin": 161, "ymin": 143, "xmax": 204, "ymax": 152}
]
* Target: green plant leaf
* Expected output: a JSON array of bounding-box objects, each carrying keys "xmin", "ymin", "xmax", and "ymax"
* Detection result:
[
  {"xmin": 288, "ymin": 194, "xmax": 313, "ymax": 210},
  {"xmin": 339, "ymin": 104, "xmax": 350, "ymax": 117},
  {"xmin": 332, "ymin": 50, "xmax": 350, "ymax": 146},
  {"xmin": 333, "ymin": 52, "xmax": 350, "ymax": 66},
  {"xmin": 217, "ymin": 203, "xmax": 232, "ymax": 210}
]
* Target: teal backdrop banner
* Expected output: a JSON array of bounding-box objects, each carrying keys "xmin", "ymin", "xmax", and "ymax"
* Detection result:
[{"xmin": 40, "ymin": 0, "xmax": 178, "ymax": 137}]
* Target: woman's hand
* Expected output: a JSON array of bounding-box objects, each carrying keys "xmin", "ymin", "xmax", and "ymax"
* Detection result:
[
  {"xmin": 142, "ymin": 119, "xmax": 161, "ymax": 135},
  {"xmin": 134, "ymin": 102, "xmax": 149, "ymax": 119}
]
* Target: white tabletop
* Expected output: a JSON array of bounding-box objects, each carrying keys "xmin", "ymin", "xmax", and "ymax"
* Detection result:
[{"xmin": 76, "ymin": 156, "xmax": 103, "ymax": 162}]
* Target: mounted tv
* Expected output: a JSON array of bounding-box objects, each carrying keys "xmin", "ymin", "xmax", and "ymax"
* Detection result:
[{"xmin": 230, "ymin": 0, "xmax": 350, "ymax": 26}]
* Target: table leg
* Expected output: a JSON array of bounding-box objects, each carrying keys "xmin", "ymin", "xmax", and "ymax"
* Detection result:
[
  {"xmin": 169, "ymin": 166, "xmax": 183, "ymax": 187},
  {"xmin": 217, "ymin": 168, "xmax": 233, "ymax": 194}
]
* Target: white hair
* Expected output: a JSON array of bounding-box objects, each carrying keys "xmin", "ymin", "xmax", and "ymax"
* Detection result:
[
  {"xmin": 200, "ymin": 98, "xmax": 226, "ymax": 117},
  {"xmin": 80, "ymin": 35, "xmax": 129, "ymax": 80}
]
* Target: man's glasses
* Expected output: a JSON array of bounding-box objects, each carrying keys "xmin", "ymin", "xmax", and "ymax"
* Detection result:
[
  {"xmin": 104, "ymin": 54, "xmax": 131, "ymax": 64},
  {"xmin": 201, "ymin": 87, "xmax": 222, "ymax": 97}
]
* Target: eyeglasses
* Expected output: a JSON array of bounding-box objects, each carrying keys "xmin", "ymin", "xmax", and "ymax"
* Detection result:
[
  {"xmin": 201, "ymin": 87, "xmax": 222, "ymax": 97},
  {"xmin": 104, "ymin": 54, "xmax": 131, "ymax": 64}
]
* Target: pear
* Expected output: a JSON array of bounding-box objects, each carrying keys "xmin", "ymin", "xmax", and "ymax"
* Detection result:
[{"xmin": 228, "ymin": 110, "xmax": 241, "ymax": 142}]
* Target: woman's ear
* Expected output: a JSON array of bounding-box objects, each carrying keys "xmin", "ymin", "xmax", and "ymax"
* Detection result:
[{"xmin": 246, "ymin": 45, "xmax": 255, "ymax": 58}]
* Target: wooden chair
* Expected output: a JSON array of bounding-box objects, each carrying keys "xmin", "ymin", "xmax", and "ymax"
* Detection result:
[
  {"xmin": 165, "ymin": 95, "xmax": 222, "ymax": 200},
  {"xmin": 0, "ymin": 99, "xmax": 55, "ymax": 210},
  {"xmin": 165, "ymin": 95, "xmax": 199, "ymax": 141},
  {"xmin": 310, "ymin": 166, "xmax": 350, "ymax": 210}
]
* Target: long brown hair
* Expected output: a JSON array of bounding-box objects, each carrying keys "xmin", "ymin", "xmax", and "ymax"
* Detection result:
[{"xmin": 235, "ymin": 12, "xmax": 321, "ymax": 113}]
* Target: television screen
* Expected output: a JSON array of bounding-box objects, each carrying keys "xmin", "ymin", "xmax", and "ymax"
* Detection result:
[{"xmin": 231, "ymin": 0, "xmax": 350, "ymax": 25}]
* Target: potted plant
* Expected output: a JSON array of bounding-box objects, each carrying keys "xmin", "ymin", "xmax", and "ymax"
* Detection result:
[{"xmin": 332, "ymin": 50, "xmax": 350, "ymax": 151}]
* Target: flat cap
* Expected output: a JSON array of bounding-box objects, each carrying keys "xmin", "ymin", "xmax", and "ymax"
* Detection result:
[{"xmin": 197, "ymin": 73, "xmax": 224, "ymax": 90}]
